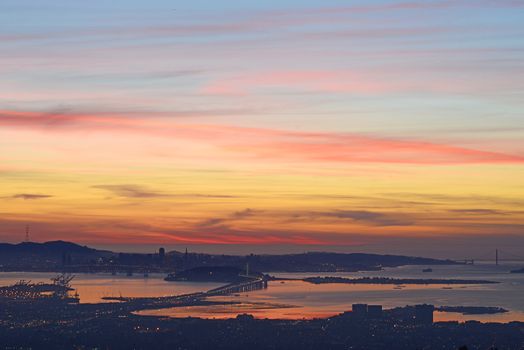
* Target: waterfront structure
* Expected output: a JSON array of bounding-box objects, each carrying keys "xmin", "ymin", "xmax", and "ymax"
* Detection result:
[{"xmin": 414, "ymin": 304, "xmax": 434, "ymax": 325}]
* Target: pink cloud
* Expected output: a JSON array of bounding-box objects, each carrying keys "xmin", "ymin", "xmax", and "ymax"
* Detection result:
[
  {"xmin": 200, "ymin": 65, "xmax": 522, "ymax": 96},
  {"xmin": 1, "ymin": 109, "xmax": 523, "ymax": 165},
  {"xmin": 201, "ymin": 70, "xmax": 395, "ymax": 95},
  {"xmin": 235, "ymin": 136, "xmax": 524, "ymax": 165}
]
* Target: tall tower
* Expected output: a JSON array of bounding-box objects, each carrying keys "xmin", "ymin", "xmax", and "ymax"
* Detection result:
[
  {"xmin": 496, "ymin": 249, "xmax": 499, "ymax": 266},
  {"xmin": 159, "ymin": 247, "xmax": 165, "ymax": 265},
  {"xmin": 25, "ymin": 225, "xmax": 30, "ymax": 242}
]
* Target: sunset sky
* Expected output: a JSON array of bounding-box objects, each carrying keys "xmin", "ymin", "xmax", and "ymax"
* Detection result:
[{"xmin": 1, "ymin": 0, "xmax": 523, "ymax": 257}]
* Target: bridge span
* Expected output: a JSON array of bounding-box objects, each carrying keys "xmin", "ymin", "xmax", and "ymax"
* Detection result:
[{"xmin": 206, "ymin": 276, "xmax": 268, "ymax": 296}]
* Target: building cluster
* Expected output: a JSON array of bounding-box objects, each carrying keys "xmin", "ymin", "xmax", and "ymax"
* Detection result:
[
  {"xmin": 340, "ymin": 303, "xmax": 434, "ymax": 326},
  {"xmin": 351, "ymin": 304, "xmax": 384, "ymax": 319}
]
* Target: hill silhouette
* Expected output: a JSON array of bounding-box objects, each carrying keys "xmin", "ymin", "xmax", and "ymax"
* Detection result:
[{"xmin": 0, "ymin": 240, "xmax": 457, "ymax": 272}]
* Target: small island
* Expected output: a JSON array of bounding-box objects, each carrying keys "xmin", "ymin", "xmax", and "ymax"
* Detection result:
[
  {"xmin": 165, "ymin": 266, "xmax": 265, "ymax": 283},
  {"xmin": 302, "ymin": 276, "xmax": 499, "ymax": 285}
]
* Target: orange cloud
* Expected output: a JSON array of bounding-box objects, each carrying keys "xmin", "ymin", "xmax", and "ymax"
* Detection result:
[
  {"xmin": 1, "ymin": 109, "xmax": 523, "ymax": 165},
  {"xmin": 201, "ymin": 70, "xmax": 396, "ymax": 95}
]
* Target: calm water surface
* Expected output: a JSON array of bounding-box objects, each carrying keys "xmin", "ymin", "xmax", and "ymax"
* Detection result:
[
  {"xmin": 0, "ymin": 272, "xmax": 222, "ymax": 303},
  {"xmin": 3, "ymin": 263, "xmax": 524, "ymax": 322}
]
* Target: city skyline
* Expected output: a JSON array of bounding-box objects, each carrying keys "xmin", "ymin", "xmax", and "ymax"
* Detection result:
[{"xmin": 1, "ymin": 0, "xmax": 524, "ymax": 256}]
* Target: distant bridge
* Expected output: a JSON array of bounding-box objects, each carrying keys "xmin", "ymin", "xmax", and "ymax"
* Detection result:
[
  {"xmin": 462, "ymin": 249, "xmax": 524, "ymax": 265},
  {"xmin": 111, "ymin": 276, "xmax": 270, "ymax": 311},
  {"xmin": 206, "ymin": 276, "xmax": 268, "ymax": 296}
]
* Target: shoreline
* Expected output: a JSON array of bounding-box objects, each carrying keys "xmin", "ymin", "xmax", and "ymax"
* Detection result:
[{"xmin": 301, "ymin": 276, "xmax": 499, "ymax": 285}]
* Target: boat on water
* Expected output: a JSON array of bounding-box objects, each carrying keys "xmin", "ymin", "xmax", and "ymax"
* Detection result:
[{"xmin": 422, "ymin": 268, "xmax": 433, "ymax": 273}]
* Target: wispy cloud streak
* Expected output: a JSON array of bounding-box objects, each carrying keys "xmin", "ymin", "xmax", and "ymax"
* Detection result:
[
  {"xmin": 2, "ymin": 109, "xmax": 523, "ymax": 165},
  {"xmin": 9, "ymin": 193, "xmax": 53, "ymax": 200}
]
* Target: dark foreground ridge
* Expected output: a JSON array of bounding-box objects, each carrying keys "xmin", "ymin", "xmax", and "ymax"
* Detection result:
[
  {"xmin": 0, "ymin": 240, "xmax": 458, "ymax": 273},
  {"xmin": 1, "ymin": 290, "xmax": 522, "ymax": 349}
]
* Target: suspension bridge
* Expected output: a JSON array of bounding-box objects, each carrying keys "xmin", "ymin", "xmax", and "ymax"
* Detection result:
[{"xmin": 461, "ymin": 249, "xmax": 524, "ymax": 265}]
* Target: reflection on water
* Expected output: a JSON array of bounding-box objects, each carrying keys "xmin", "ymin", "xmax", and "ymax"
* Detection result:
[
  {"xmin": 0, "ymin": 272, "xmax": 222, "ymax": 303},
  {"xmin": 135, "ymin": 301, "xmax": 333, "ymax": 320},
  {"xmin": 135, "ymin": 280, "xmax": 524, "ymax": 321},
  {"xmin": 2, "ymin": 263, "xmax": 524, "ymax": 322},
  {"xmin": 433, "ymin": 311, "xmax": 524, "ymax": 323},
  {"xmin": 137, "ymin": 263, "xmax": 524, "ymax": 322}
]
